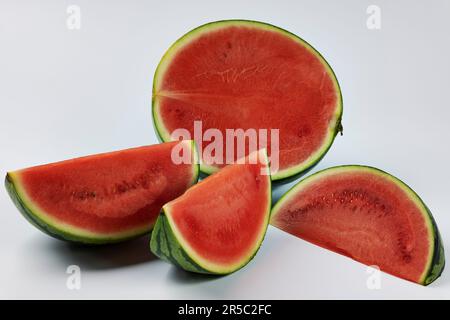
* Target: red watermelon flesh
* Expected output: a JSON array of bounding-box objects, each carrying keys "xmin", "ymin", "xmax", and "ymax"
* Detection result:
[
  {"xmin": 5, "ymin": 141, "xmax": 199, "ymax": 244},
  {"xmin": 270, "ymin": 166, "xmax": 445, "ymax": 285},
  {"xmin": 150, "ymin": 149, "xmax": 272, "ymax": 274},
  {"xmin": 153, "ymin": 20, "xmax": 342, "ymax": 180}
]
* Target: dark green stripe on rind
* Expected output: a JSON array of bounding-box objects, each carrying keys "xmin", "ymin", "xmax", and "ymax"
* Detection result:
[
  {"xmin": 150, "ymin": 212, "xmax": 209, "ymax": 274},
  {"xmin": 423, "ymin": 205, "xmax": 445, "ymax": 285},
  {"xmin": 4, "ymin": 173, "xmax": 148, "ymax": 245}
]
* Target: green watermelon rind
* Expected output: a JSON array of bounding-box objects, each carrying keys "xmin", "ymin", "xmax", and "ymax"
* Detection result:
[
  {"xmin": 270, "ymin": 165, "xmax": 445, "ymax": 285},
  {"xmin": 151, "ymin": 19, "xmax": 343, "ymax": 182},
  {"xmin": 5, "ymin": 141, "xmax": 200, "ymax": 245},
  {"xmin": 150, "ymin": 148, "xmax": 272, "ymax": 275},
  {"xmin": 150, "ymin": 211, "xmax": 211, "ymax": 274},
  {"xmin": 422, "ymin": 204, "xmax": 445, "ymax": 285}
]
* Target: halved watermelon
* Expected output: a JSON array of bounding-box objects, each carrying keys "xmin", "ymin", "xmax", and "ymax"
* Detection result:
[
  {"xmin": 152, "ymin": 20, "xmax": 342, "ymax": 181},
  {"xmin": 270, "ymin": 165, "xmax": 445, "ymax": 285},
  {"xmin": 150, "ymin": 149, "xmax": 271, "ymax": 274},
  {"xmin": 5, "ymin": 141, "xmax": 199, "ymax": 244}
]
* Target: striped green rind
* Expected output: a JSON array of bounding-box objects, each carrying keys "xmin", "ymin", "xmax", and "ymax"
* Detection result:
[
  {"xmin": 150, "ymin": 211, "xmax": 210, "ymax": 274},
  {"xmin": 150, "ymin": 206, "xmax": 271, "ymax": 275},
  {"xmin": 270, "ymin": 165, "xmax": 445, "ymax": 285},
  {"xmin": 150, "ymin": 148, "xmax": 272, "ymax": 275},
  {"xmin": 422, "ymin": 204, "xmax": 445, "ymax": 285},
  {"xmin": 5, "ymin": 141, "xmax": 200, "ymax": 245},
  {"xmin": 152, "ymin": 19, "xmax": 343, "ymax": 182}
]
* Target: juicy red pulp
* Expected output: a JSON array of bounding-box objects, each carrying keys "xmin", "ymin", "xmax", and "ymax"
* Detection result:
[
  {"xmin": 272, "ymin": 170, "xmax": 432, "ymax": 283},
  {"xmin": 156, "ymin": 24, "xmax": 339, "ymax": 172},
  {"xmin": 17, "ymin": 142, "xmax": 195, "ymax": 234},
  {"xmin": 167, "ymin": 152, "xmax": 270, "ymax": 265}
]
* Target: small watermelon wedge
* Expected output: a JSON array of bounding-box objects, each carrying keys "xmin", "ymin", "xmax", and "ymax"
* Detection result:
[
  {"xmin": 152, "ymin": 20, "xmax": 342, "ymax": 181},
  {"xmin": 5, "ymin": 141, "xmax": 199, "ymax": 244},
  {"xmin": 150, "ymin": 149, "xmax": 271, "ymax": 274},
  {"xmin": 270, "ymin": 165, "xmax": 445, "ymax": 285}
]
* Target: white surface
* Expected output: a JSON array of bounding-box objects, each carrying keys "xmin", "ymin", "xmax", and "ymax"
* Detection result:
[{"xmin": 0, "ymin": 0, "xmax": 449, "ymax": 299}]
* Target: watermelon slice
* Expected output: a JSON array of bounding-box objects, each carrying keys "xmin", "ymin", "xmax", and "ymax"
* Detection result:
[
  {"xmin": 150, "ymin": 149, "xmax": 271, "ymax": 274},
  {"xmin": 152, "ymin": 20, "xmax": 342, "ymax": 181},
  {"xmin": 270, "ymin": 165, "xmax": 445, "ymax": 285},
  {"xmin": 5, "ymin": 141, "xmax": 199, "ymax": 244}
]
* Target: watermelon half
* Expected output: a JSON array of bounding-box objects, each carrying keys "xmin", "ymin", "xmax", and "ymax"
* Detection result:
[
  {"xmin": 270, "ymin": 165, "xmax": 445, "ymax": 285},
  {"xmin": 150, "ymin": 149, "xmax": 271, "ymax": 274},
  {"xmin": 152, "ymin": 20, "xmax": 343, "ymax": 181},
  {"xmin": 5, "ymin": 141, "xmax": 199, "ymax": 244}
]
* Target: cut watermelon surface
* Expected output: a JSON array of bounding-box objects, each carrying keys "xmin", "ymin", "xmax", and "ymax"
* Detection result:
[
  {"xmin": 5, "ymin": 141, "xmax": 199, "ymax": 244},
  {"xmin": 150, "ymin": 149, "xmax": 271, "ymax": 274},
  {"xmin": 153, "ymin": 20, "xmax": 342, "ymax": 181},
  {"xmin": 270, "ymin": 166, "xmax": 445, "ymax": 285}
]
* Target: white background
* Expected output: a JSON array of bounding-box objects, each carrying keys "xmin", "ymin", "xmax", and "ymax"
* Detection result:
[{"xmin": 0, "ymin": 0, "xmax": 449, "ymax": 299}]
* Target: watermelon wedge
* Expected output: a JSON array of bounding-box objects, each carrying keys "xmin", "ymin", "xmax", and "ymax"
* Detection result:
[
  {"xmin": 270, "ymin": 165, "xmax": 445, "ymax": 285},
  {"xmin": 150, "ymin": 149, "xmax": 271, "ymax": 274},
  {"xmin": 5, "ymin": 141, "xmax": 199, "ymax": 244},
  {"xmin": 152, "ymin": 20, "xmax": 343, "ymax": 181}
]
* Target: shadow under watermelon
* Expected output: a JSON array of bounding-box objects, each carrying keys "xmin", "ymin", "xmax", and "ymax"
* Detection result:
[{"xmin": 47, "ymin": 234, "xmax": 158, "ymax": 270}]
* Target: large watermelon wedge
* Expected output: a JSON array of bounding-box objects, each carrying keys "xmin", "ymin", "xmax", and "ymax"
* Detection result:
[
  {"xmin": 150, "ymin": 149, "xmax": 271, "ymax": 274},
  {"xmin": 270, "ymin": 165, "xmax": 445, "ymax": 285},
  {"xmin": 152, "ymin": 20, "xmax": 342, "ymax": 181},
  {"xmin": 5, "ymin": 141, "xmax": 199, "ymax": 244}
]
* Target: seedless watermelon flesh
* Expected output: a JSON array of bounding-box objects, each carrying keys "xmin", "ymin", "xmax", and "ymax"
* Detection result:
[
  {"xmin": 271, "ymin": 166, "xmax": 445, "ymax": 285},
  {"xmin": 150, "ymin": 149, "xmax": 271, "ymax": 274},
  {"xmin": 153, "ymin": 20, "xmax": 342, "ymax": 181},
  {"xmin": 5, "ymin": 141, "xmax": 199, "ymax": 244}
]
